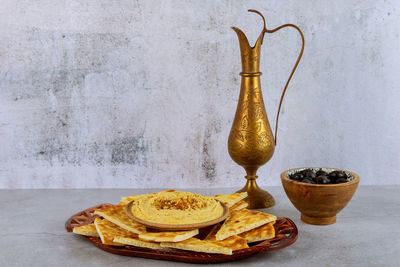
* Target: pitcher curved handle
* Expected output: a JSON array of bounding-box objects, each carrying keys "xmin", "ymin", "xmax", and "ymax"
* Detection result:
[{"xmin": 249, "ymin": 10, "xmax": 305, "ymax": 145}]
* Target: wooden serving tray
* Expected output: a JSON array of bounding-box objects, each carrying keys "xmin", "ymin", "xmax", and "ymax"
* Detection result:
[{"xmin": 65, "ymin": 204, "xmax": 298, "ymax": 264}]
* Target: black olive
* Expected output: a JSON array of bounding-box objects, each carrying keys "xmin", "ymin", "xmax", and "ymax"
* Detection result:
[
  {"xmin": 316, "ymin": 169, "xmax": 328, "ymax": 176},
  {"xmin": 303, "ymin": 170, "xmax": 316, "ymax": 179},
  {"xmin": 298, "ymin": 169, "xmax": 309, "ymax": 176},
  {"xmin": 292, "ymin": 169, "xmax": 348, "ymax": 184},
  {"xmin": 336, "ymin": 178, "xmax": 348, "ymax": 183},
  {"xmin": 328, "ymin": 171, "xmax": 337, "ymax": 177},
  {"xmin": 302, "ymin": 178, "xmax": 315, "ymax": 184},
  {"xmin": 293, "ymin": 173, "xmax": 304, "ymax": 180},
  {"xmin": 315, "ymin": 175, "xmax": 330, "ymax": 184},
  {"xmin": 328, "ymin": 171, "xmax": 340, "ymax": 181}
]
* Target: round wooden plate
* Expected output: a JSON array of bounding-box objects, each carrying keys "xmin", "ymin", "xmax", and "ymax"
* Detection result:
[
  {"xmin": 65, "ymin": 204, "xmax": 298, "ymax": 264},
  {"xmin": 125, "ymin": 200, "xmax": 230, "ymax": 230}
]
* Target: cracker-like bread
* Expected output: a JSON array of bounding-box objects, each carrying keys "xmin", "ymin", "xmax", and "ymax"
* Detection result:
[
  {"xmin": 94, "ymin": 217, "xmax": 138, "ymax": 246},
  {"xmin": 214, "ymin": 192, "xmax": 248, "ymax": 208},
  {"xmin": 119, "ymin": 192, "xmax": 158, "ymax": 205},
  {"xmin": 215, "ymin": 209, "xmax": 276, "ymax": 241},
  {"xmin": 113, "ymin": 236, "xmax": 163, "ymax": 250},
  {"xmin": 72, "ymin": 223, "xmax": 99, "ymax": 237},
  {"xmin": 204, "ymin": 224, "xmax": 248, "ymax": 251},
  {"xmin": 239, "ymin": 221, "xmax": 275, "ymax": 243},
  {"xmin": 139, "ymin": 229, "xmax": 199, "ymax": 242},
  {"xmin": 161, "ymin": 238, "xmax": 232, "ymax": 255},
  {"xmin": 119, "ymin": 195, "xmax": 140, "ymax": 205},
  {"xmin": 94, "ymin": 204, "xmax": 146, "ymax": 234},
  {"xmin": 229, "ymin": 200, "xmax": 248, "ymax": 211}
]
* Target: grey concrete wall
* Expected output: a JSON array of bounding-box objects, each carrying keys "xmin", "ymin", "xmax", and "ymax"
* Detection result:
[{"xmin": 0, "ymin": 0, "xmax": 399, "ymax": 188}]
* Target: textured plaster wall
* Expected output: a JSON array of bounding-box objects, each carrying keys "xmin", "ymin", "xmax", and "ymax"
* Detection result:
[{"xmin": 0, "ymin": 0, "xmax": 399, "ymax": 188}]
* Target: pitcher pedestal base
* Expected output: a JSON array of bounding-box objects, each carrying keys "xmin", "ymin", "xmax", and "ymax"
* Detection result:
[{"xmin": 236, "ymin": 179, "xmax": 275, "ymax": 209}]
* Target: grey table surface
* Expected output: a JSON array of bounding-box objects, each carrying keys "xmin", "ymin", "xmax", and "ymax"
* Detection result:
[{"xmin": 0, "ymin": 186, "xmax": 399, "ymax": 267}]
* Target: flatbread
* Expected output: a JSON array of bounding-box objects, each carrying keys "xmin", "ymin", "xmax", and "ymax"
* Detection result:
[
  {"xmin": 161, "ymin": 238, "xmax": 232, "ymax": 255},
  {"xmin": 215, "ymin": 209, "xmax": 276, "ymax": 241},
  {"xmin": 229, "ymin": 200, "xmax": 248, "ymax": 211},
  {"xmin": 119, "ymin": 192, "xmax": 157, "ymax": 205},
  {"xmin": 239, "ymin": 221, "xmax": 275, "ymax": 243},
  {"xmin": 94, "ymin": 204, "xmax": 146, "ymax": 234},
  {"xmin": 119, "ymin": 195, "xmax": 140, "ymax": 205},
  {"xmin": 214, "ymin": 192, "xmax": 248, "ymax": 208},
  {"xmin": 72, "ymin": 223, "xmax": 99, "ymax": 237},
  {"xmin": 114, "ymin": 236, "xmax": 163, "ymax": 250},
  {"xmin": 94, "ymin": 217, "xmax": 138, "ymax": 246},
  {"xmin": 204, "ymin": 224, "xmax": 248, "ymax": 251},
  {"xmin": 139, "ymin": 229, "xmax": 199, "ymax": 242}
]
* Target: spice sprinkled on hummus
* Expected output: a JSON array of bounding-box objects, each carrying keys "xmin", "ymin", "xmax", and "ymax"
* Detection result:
[{"xmin": 130, "ymin": 190, "xmax": 224, "ymax": 225}]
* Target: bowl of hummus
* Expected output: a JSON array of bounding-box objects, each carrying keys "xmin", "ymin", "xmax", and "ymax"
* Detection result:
[{"xmin": 125, "ymin": 190, "xmax": 229, "ymax": 230}]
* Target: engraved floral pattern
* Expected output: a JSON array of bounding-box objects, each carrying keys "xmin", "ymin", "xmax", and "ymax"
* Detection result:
[
  {"xmin": 241, "ymin": 116, "xmax": 249, "ymax": 130},
  {"xmin": 251, "ymin": 105, "xmax": 264, "ymax": 120},
  {"xmin": 235, "ymin": 131, "xmax": 245, "ymax": 142},
  {"xmin": 257, "ymin": 132, "xmax": 271, "ymax": 147},
  {"xmin": 228, "ymin": 77, "xmax": 275, "ymax": 167}
]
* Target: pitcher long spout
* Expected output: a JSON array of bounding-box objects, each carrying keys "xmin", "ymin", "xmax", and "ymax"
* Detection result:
[{"xmin": 232, "ymin": 14, "xmax": 266, "ymax": 74}]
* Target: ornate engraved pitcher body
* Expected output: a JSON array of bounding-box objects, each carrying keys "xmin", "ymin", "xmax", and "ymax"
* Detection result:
[{"xmin": 228, "ymin": 10, "xmax": 304, "ymax": 208}]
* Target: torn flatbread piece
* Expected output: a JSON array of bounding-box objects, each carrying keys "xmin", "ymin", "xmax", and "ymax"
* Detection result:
[
  {"xmin": 204, "ymin": 224, "xmax": 248, "ymax": 251},
  {"xmin": 239, "ymin": 221, "xmax": 275, "ymax": 243},
  {"xmin": 119, "ymin": 195, "xmax": 140, "ymax": 205},
  {"xmin": 94, "ymin": 217, "xmax": 138, "ymax": 246},
  {"xmin": 72, "ymin": 223, "xmax": 99, "ymax": 237},
  {"xmin": 214, "ymin": 192, "xmax": 248, "ymax": 208},
  {"xmin": 119, "ymin": 192, "xmax": 158, "ymax": 205},
  {"xmin": 215, "ymin": 209, "xmax": 276, "ymax": 241},
  {"xmin": 229, "ymin": 200, "xmax": 248, "ymax": 211},
  {"xmin": 114, "ymin": 236, "xmax": 163, "ymax": 250},
  {"xmin": 139, "ymin": 229, "xmax": 199, "ymax": 242},
  {"xmin": 161, "ymin": 238, "xmax": 232, "ymax": 255},
  {"xmin": 94, "ymin": 204, "xmax": 146, "ymax": 234}
]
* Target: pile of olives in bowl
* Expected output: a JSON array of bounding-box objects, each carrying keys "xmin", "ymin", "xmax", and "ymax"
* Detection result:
[{"xmin": 288, "ymin": 168, "xmax": 349, "ymax": 184}]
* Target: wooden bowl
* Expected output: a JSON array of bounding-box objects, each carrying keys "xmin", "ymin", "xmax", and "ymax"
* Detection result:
[
  {"xmin": 281, "ymin": 167, "xmax": 359, "ymax": 225},
  {"xmin": 125, "ymin": 200, "xmax": 230, "ymax": 231}
]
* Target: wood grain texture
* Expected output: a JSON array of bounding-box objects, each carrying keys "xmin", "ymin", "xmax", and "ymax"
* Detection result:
[{"xmin": 281, "ymin": 167, "xmax": 360, "ymax": 225}]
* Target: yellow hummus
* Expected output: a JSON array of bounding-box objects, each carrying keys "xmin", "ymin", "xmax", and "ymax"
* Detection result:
[{"xmin": 130, "ymin": 190, "xmax": 224, "ymax": 225}]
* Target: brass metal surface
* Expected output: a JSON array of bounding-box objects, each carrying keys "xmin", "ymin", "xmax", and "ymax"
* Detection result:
[{"xmin": 228, "ymin": 10, "xmax": 304, "ymax": 209}]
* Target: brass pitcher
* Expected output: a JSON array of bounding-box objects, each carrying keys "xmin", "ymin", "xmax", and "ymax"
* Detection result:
[{"xmin": 228, "ymin": 10, "xmax": 305, "ymax": 209}]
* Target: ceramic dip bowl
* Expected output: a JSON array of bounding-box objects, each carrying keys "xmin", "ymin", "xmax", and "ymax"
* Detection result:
[{"xmin": 281, "ymin": 167, "xmax": 359, "ymax": 225}]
